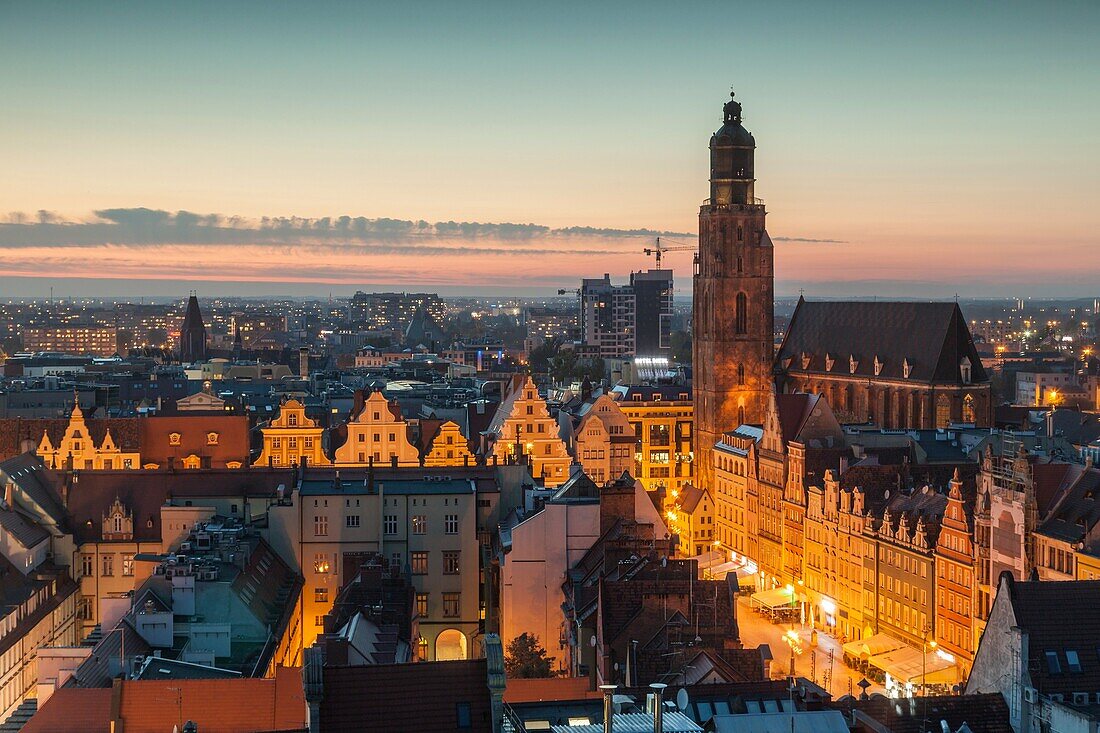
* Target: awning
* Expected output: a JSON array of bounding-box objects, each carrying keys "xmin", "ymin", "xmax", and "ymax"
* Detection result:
[
  {"xmin": 868, "ymin": 645, "xmax": 957, "ymax": 684},
  {"xmin": 842, "ymin": 633, "xmax": 906, "ymax": 661},
  {"xmin": 750, "ymin": 587, "xmax": 796, "ymax": 610},
  {"xmin": 694, "ymin": 550, "xmax": 725, "ymax": 570}
]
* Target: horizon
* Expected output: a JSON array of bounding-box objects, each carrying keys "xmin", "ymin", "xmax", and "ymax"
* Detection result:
[{"xmin": 2, "ymin": 2, "xmax": 1098, "ymax": 298}]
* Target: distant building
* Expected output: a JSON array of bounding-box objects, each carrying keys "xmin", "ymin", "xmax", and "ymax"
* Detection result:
[
  {"xmin": 348, "ymin": 291, "xmax": 445, "ymax": 332},
  {"xmin": 1015, "ymin": 370, "xmax": 1077, "ymax": 406},
  {"xmin": 578, "ymin": 269, "xmax": 673, "ymax": 359},
  {"xmin": 21, "ymin": 325, "xmax": 118, "ymax": 356},
  {"xmin": 178, "ymin": 294, "xmax": 208, "ymax": 363}
]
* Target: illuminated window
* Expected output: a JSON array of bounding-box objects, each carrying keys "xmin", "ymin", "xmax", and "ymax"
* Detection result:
[
  {"xmin": 443, "ymin": 551, "xmax": 460, "ymax": 575},
  {"xmin": 962, "ymin": 394, "xmax": 976, "ymax": 423},
  {"xmin": 411, "ymin": 551, "xmax": 428, "ymax": 575}
]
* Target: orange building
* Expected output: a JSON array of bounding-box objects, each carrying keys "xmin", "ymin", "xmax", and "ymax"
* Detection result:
[{"xmin": 255, "ymin": 398, "xmax": 331, "ymax": 467}]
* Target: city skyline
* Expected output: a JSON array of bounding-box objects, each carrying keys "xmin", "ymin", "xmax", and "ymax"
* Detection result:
[{"xmin": 2, "ymin": 1, "xmax": 1098, "ymax": 297}]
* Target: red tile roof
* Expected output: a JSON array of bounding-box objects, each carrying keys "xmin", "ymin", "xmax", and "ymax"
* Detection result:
[{"xmin": 25, "ymin": 667, "xmax": 305, "ymax": 733}]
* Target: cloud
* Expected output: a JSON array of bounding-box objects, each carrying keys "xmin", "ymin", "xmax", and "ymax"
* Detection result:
[{"xmin": 771, "ymin": 236, "xmax": 847, "ymax": 244}]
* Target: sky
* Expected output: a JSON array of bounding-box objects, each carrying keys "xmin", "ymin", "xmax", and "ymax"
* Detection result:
[{"xmin": 1, "ymin": 1, "xmax": 1097, "ymax": 298}]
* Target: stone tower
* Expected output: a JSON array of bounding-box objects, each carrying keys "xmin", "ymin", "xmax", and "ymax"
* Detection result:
[
  {"xmin": 693, "ymin": 92, "xmax": 774, "ymax": 490},
  {"xmin": 179, "ymin": 292, "xmax": 208, "ymax": 363}
]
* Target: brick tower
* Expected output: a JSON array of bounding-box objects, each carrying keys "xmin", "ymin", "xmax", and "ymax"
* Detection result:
[{"xmin": 693, "ymin": 92, "xmax": 774, "ymax": 490}]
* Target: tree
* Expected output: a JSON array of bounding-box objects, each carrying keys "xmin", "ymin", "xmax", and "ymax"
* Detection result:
[{"xmin": 504, "ymin": 632, "xmax": 556, "ymax": 678}]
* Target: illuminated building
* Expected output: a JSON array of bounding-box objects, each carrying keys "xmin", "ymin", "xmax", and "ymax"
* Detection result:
[
  {"xmin": 255, "ymin": 398, "xmax": 331, "ymax": 467},
  {"xmin": 21, "ymin": 325, "xmax": 118, "ymax": 356},
  {"xmin": 934, "ymin": 470, "xmax": 976, "ymax": 677},
  {"xmin": 334, "ymin": 391, "xmax": 420, "ymax": 467},
  {"xmin": 422, "ymin": 421, "xmax": 475, "ymax": 467},
  {"xmin": 564, "ymin": 392, "xmax": 634, "ymax": 485},
  {"xmin": 487, "ymin": 377, "xmax": 571, "ymax": 487},
  {"xmin": 610, "ymin": 385, "xmax": 693, "ymax": 498},
  {"xmin": 666, "ymin": 483, "xmax": 714, "ymax": 557},
  {"xmin": 693, "ymin": 92, "xmax": 774, "ymax": 491},
  {"xmin": 35, "ymin": 396, "xmax": 140, "ymax": 470},
  {"xmin": 713, "ymin": 426, "xmax": 760, "ymax": 567}
]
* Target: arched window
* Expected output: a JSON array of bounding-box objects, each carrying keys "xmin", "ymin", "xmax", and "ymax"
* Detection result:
[
  {"xmin": 935, "ymin": 394, "xmax": 951, "ymax": 429},
  {"xmin": 738, "ymin": 405, "xmax": 746, "ymax": 426},
  {"xmin": 737, "ymin": 364, "xmax": 745, "ymax": 385},
  {"xmin": 735, "ymin": 293, "xmax": 747, "ymax": 334},
  {"xmin": 962, "ymin": 394, "xmax": 976, "ymax": 423},
  {"xmin": 737, "ymin": 225, "xmax": 743, "ymax": 241},
  {"xmin": 736, "ymin": 255, "xmax": 743, "ymax": 273}
]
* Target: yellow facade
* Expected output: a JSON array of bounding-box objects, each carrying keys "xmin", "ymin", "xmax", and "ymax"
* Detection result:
[
  {"xmin": 1075, "ymin": 548, "xmax": 1100, "ymax": 581},
  {"xmin": 613, "ymin": 388, "xmax": 693, "ymax": 499},
  {"xmin": 573, "ymin": 394, "xmax": 634, "ymax": 485},
  {"xmin": 667, "ymin": 484, "xmax": 715, "ymax": 557},
  {"xmin": 423, "ymin": 421, "xmax": 475, "ymax": 467},
  {"xmin": 713, "ymin": 430, "xmax": 758, "ymax": 565},
  {"xmin": 37, "ymin": 400, "xmax": 140, "ymax": 470},
  {"xmin": 335, "ymin": 391, "xmax": 421, "ymax": 467},
  {"xmin": 489, "ymin": 377, "xmax": 571, "ymax": 487},
  {"xmin": 254, "ymin": 398, "xmax": 331, "ymax": 467}
]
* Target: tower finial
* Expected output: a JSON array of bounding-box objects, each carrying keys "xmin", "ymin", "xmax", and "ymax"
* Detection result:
[{"xmin": 723, "ymin": 90, "xmax": 742, "ymax": 124}]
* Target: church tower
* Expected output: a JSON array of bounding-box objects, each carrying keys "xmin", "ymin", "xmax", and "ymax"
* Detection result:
[
  {"xmin": 179, "ymin": 292, "xmax": 208, "ymax": 363},
  {"xmin": 693, "ymin": 92, "xmax": 774, "ymax": 490}
]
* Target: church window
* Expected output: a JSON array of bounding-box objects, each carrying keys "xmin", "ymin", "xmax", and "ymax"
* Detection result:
[
  {"xmin": 737, "ymin": 225, "xmax": 743, "ymax": 241},
  {"xmin": 935, "ymin": 394, "xmax": 951, "ymax": 429},
  {"xmin": 736, "ymin": 256, "xmax": 743, "ymax": 273},
  {"xmin": 735, "ymin": 293, "xmax": 747, "ymax": 334},
  {"xmin": 737, "ymin": 364, "xmax": 745, "ymax": 385},
  {"xmin": 963, "ymin": 394, "xmax": 976, "ymax": 423}
]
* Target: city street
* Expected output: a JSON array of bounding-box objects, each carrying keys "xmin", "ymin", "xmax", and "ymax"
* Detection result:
[{"xmin": 734, "ymin": 595, "xmax": 885, "ymax": 698}]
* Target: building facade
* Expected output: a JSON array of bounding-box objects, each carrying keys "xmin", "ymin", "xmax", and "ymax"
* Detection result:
[
  {"xmin": 255, "ymin": 398, "xmax": 331, "ymax": 468},
  {"xmin": 578, "ymin": 270, "xmax": 673, "ymax": 359},
  {"xmin": 334, "ymin": 391, "xmax": 420, "ymax": 467},
  {"xmin": 487, "ymin": 377, "xmax": 571, "ymax": 487},
  {"xmin": 611, "ymin": 384, "xmax": 694, "ymax": 499}
]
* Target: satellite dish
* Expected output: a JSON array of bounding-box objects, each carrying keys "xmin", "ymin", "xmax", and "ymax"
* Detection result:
[
  {"xmin": 884, "ymin": 489, "xmax": 890, "ymax": 499},
  {"xmin": 676, "ymin": 688, "xmax": 690, "ymax": 712},
  {"xmin": 589, "ymin": 634, "xmax": 597, "ymax": 648}
]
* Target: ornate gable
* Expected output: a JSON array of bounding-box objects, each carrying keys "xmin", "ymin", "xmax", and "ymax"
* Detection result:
[{"xmin": 102, "ymin": 496, "xmax": 133, "ymax": 541}]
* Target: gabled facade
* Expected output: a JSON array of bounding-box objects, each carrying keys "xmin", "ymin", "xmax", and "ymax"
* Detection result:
[
  {"xmin": 423, "ymin": 421, "xmax": 475, "ymax": 467},
  {"xmin": 713, "ymin": 427, "xmax": 760, "ymax": 568},
  {"xmin": 488, "ymin": 377, "xmax": 571, "ymax": 487},
  {"xmin": 934, "ymin": 469, "xmax": 977, "ymax": 676},
  {"xmin": 568, "ymin": 393, "xmax": 634, "ymax": 485},
  {"xmin": 255, "ymin": 398, "xmax": 331, "ymax": 467},
  {"xmin": 334, "ymin": 391, "xmax": 420, "ymax": 467},
  {"xmin": 36, "ymin": 398, "xmax": 140, "ymax": 471}
]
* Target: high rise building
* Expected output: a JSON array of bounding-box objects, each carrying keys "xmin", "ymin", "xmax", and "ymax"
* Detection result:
[
  {"xmin": 178, "ymin": 294, "xmax": 208, "ymax": 363},
  {"xmin": 578, "ymin": 269, "xmax": 672, "ymax": 359},
  {"xmin": 693, "ymin": 92, "xmax": 774, "ymax": 490}
]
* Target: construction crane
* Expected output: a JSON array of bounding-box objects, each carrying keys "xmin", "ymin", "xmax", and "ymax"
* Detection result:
[
  {"xmin": 643, "ymin": 236, "xmax": 696, "ymax": 269},
  {"xmin": 557, "ymin": 288, "xmax": 580, "ymax": 296}
]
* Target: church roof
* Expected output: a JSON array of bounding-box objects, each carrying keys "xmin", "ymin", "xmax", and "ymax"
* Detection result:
[
  {"xmin": 181, "ymin": 294, "xmax": 205, "ymax": 333},
  {"xmin": 776, "ymin": 299, "xmax": 987, "ymax": 384}
]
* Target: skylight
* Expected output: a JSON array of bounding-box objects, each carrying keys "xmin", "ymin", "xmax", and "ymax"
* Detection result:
[
  {"xmin": 1045, "ymin": 651, "xmax": 1062, "ymax": 674},
  {"xmin": 1066, "ymin": 650, "xmax": 1083, "ymax": 673}
]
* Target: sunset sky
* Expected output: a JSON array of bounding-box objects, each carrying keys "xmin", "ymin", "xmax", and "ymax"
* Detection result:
[{"xmin": 1, "ymin": 1, "xmax": 1097, "ymax": 298}]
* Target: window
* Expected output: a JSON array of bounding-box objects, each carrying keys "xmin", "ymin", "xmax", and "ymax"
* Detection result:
[
  {"xmin": 384, "ymin": 515, "xmax": 398, "ymax": 535},
  {"xmin": 412, "ymin": 515, "xmax": 427, "ymax": 534},
  {"xmin": 314, "ymin": 515, "xmax": 328, "ymax": 536},
  {"xmin": 735, "ymin": 292, "xmax": 747, "ymax": 334},
  {"xmin": 122, "ymin": 554, "xmax": 135, "ymax": 577},
  {"xmin": 81, "ymin": 555, "xmax": 94, "ymax": 577},
  {"xmin": 77, "ymin": 596, "xmax": 93, "ymax": 621},
  {"xmin": 1066, "ymin": 650, "xmax": 1082, "ymax": 673},
  {"xmin": 417, "ymin": 593, "xmax": 429, "ymax": 617},
  {"xmin": 314, "ymin": 587, "xmax": 329, "ymax": 603},
  {"xmin": 411, "ymin": 551, "xmax": 428, "ymax": 575},
  {"xmin": 443, "ymin": 593, "xmax": 460, "ymax": 617},
  {"xmin": 1045, "ymin": 650, "xmax": 1062, "ymax": 674},
  {"xmin": 443, "ymin": 551, "xmax": 460, "ymax": 575},
  {"xmin": 101, "ymin": 554, "xmax": 114, "ymax": 577},
  {"xmin": 315, "ymin": 616, "xmax": 325, "ymax": 627},
  {"xmin": 313, "ymin": 553, "xmax": 331, "ymax": 574},
  {"xmin": 444, "ymin": 514, "xmax": 459, "ymax": 534},
  {"xmin": 288, "ymin": 413, "xmax": 298, "ymax": 426},
  {"xmin": 346, "ymin": 515, "xmax": 360, "ymax": 528},
  {"xmin": 456, "ymin": 702, "xmax": 472, "ymax": 729}
]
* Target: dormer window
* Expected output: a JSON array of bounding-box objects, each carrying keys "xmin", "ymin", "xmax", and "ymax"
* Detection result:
[
  {"xmin": 902, "ymin": 359, "xmax": 913, "ymax": 379},
  {"xmin": 801, "ymin": 352, "xmax": 811, "ymax": 370},
  {"xmin": 288, "ymin": 413, "xmax": 298, "ymax": 427},
  {"xmin": 849, "ymin": 356, "xmax": 859, "ymax": 374},
  {"xmin": 169, "ymin": 432, "xmax": 181, "ymax": 446},
  {"xmin": 960, "ymin": 357, "xmax": 972, "ymax": 385},
  {"xmin": 824, "ymin": 354, "xmax": 834, "ymax": 372},
  {"xmin": 873, "ymin": 356, "xmax": 883, "ymax": 376}
]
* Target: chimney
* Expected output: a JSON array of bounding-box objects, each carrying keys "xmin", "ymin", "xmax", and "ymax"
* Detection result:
[
  {"xmin": 648, "ymin": 683, "xmax": 666, "ymax": 733},
  {"xmin": 599, "ymin": 478, "xmax": 637, "ymax": 535},
  {"xmin": 299, "ymin": 347, "xmax": 310, "ymax": 378},
  {"xmin": 600, "ymin": 685, "xmax": 617, "ymax": 733}
]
